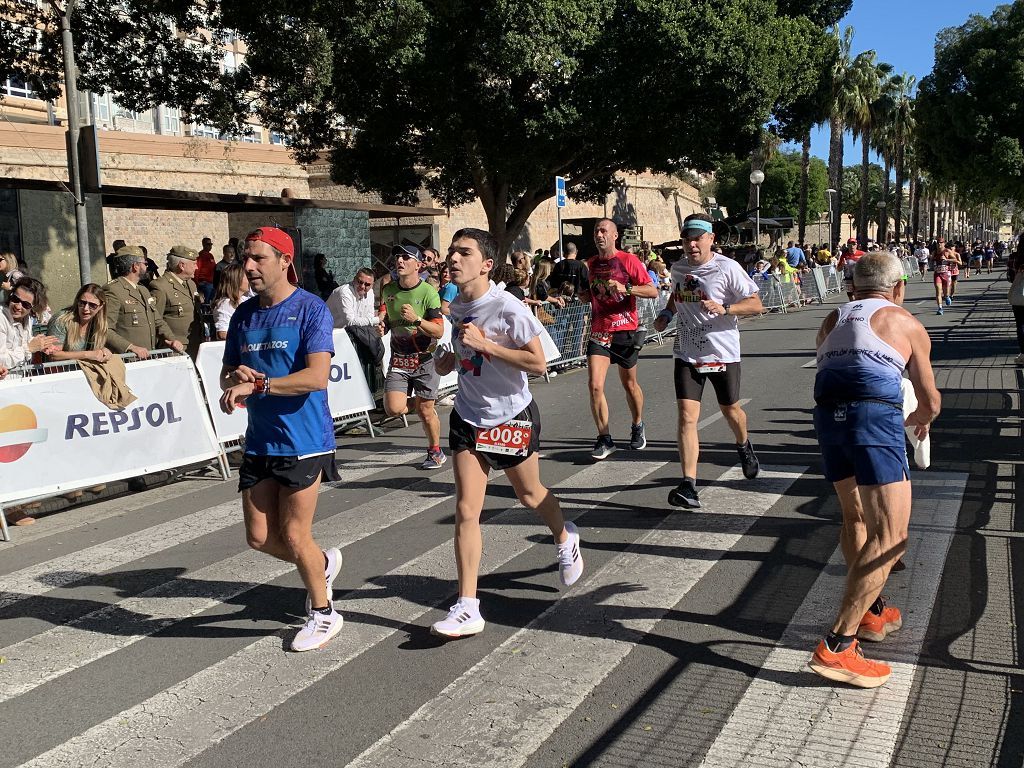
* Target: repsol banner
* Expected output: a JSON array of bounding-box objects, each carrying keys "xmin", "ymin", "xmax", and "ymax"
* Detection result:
[
  {"xmin": 195, "ymin": 330, "xmax": 376, "ymax": 445},
  {"xmin": 0, "ymin": 356, "xmax": 221, "ymax": 504}
]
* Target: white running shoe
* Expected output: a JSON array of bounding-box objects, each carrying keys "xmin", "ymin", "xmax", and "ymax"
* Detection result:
[
  {"xmin": 430, "ymin": 597, "xmax": 485, "ymax": 638},
  {"xmin": 305, "ymin": 547, "xmax": 343, "ymax": 614},
  {"xmin": 556, "ymin": 521, "xmax": 584, "ymax": 587},
  {"xmin": 290, "ymin": 609, "xmax": 344, "ymax": 652}
]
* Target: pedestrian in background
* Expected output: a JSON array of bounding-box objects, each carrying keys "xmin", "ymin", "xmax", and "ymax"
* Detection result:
[
  {"xmin": 196, "ymin": 237, "xmax": 217, "ymax": 304},
  {"xmin": 212, "ymin": 263, "xmax": 251, "ymax": 340},
  {"xmin": 46, "ymin": 283, "xmax": 111, "ymax": 363}
]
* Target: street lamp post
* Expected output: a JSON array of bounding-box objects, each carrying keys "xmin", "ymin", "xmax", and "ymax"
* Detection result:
[
  {"xmin": 826, "ymin": 188, "xmax": 836, "ymax": 251},
  {"xmin": 56, "ymin": 0, "xmax": 92, "ymax": 286},
  {"xmin": 749, "ymin": 169, "xmax": 765, "ymax": 246}
]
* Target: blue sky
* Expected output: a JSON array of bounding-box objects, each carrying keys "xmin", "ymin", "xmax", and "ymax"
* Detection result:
[{"xmin": 800, "ymin": 0, "xmax": 1006, "ymax": 164}]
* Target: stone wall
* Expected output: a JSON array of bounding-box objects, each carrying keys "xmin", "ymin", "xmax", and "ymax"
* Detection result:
[
  {"xmin": 293, "ymin": 208, "xmax": 372, "ymax": 292},
  {"xmin": 18, "ymin": 190, "xmax": 106, "ymax": 312},
  {"xmin": 101, "ymin": 208, "xmax": 229, "ymax": 266}
]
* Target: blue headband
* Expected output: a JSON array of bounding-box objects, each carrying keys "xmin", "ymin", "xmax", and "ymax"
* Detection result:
[{"xmin": 681, "ymin": 219, "xmax": 713, "ymax": 236}]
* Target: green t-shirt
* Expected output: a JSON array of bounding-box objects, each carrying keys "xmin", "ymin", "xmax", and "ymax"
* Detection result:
[{"xmin": 380, "ymin": 279, "xmax": 442, "ymax": 355}]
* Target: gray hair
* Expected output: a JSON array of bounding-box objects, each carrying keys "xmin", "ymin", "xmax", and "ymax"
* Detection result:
[
  {"xmin": 853, "ymin": 251, "xmax": 904, "ymax": 293},
  {"xmin": 565, "ymin": 242, "xmax": 578, "ymax": 255},
  {"xmin": 166, "ymin": 254, "xmax": 186, "ymax": 273}
]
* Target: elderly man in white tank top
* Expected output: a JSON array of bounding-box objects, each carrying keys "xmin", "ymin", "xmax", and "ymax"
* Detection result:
[{"xmin": 807, "ymin": 251, "xmax": 941, "ymax": 689}]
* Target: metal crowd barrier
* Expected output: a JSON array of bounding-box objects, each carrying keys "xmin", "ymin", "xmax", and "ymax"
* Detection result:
[
  {"xmin": 537, "ymin": 300, "xmax": 591, "ymax": 368},
  {"xmin": 5, "ymin": 348, "xmax": 179, "ymax": 379}
]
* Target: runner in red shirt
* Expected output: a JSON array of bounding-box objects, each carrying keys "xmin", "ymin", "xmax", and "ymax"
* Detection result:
[{"xmin": 581, "ymin": 218, "xmax": 659, "ymax": 460}]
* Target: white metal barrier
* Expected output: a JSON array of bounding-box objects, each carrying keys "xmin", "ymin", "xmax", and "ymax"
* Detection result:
[{"xmin": 0, "ymin": 353, "xmax": 225, "ymax": 541}]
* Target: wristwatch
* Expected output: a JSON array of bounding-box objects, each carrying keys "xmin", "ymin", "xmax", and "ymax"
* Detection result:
[
  {"xmin": 413, "ymin": 318, "xmax": 423, "ymax": 326},
  {"xmin": 625, "ymin": 284, "xmax": 632, "ymax": 296},
  {"xmin": 722, "ymin": 304, "xmax": 731, "ymax": 316}
]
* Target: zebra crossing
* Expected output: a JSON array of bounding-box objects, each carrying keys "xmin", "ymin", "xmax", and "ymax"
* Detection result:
[{"xmin": 0, "ymin": 450, "xmax": 969, "ymax": 768}]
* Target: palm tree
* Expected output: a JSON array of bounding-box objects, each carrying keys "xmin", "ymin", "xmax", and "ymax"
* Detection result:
[
  {"xmin": 888, "ymin": 74, "xmax": 917, "ymax": 244},
  {"xmin": 850, "ymin": 58, "xmax": 894, "ymax": 248},
  {"xmin": 826, "ymin": 27, "xmax": 878, "ymax": 249}
]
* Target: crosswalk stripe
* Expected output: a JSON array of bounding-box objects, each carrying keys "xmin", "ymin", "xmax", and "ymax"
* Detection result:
[
  {"xmin": 0, "ymin": 450, "xmax": 421, "ymax": 610},
  {"xmin": 21, "ymin": 459, "xmax": 668, "ymax": 768},
  {"xmin": 347, "ymin": 465, "xmax": 806, "ymax": 768},
  {"xmin": 0, "ymin": 468, "xmax": 458, "ymax": 704},
  {"xmin": 697, "ymin": 472, "xmax": 967, "ymax": 768}
]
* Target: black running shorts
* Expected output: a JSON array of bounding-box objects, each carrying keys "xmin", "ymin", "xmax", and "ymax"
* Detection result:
[
  {"xmin": 449, "ymin": 400, "xmax": 541, "ymax": 471},
  {"xmin": 586, "ymin": 330, "xmax": 641, "ymax": 369},
  {"xmin": 673, "ymin": 359, "xmax": 742, "ymax": 406},
  {"xmin": 238, "ymin": 453, "xmax": 341, "ymax": 492}
]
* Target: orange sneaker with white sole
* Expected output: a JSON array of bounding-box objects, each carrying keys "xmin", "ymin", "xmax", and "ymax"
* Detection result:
[
  {"xmin": 808, "ymin": 638, "xmax": 891, "ymax": 688},
  {"xmin": 858, "ymin": 604, "xmax": 902, "ymax": 642}
]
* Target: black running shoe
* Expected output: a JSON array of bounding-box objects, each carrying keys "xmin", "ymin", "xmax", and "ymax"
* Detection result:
[
  {"xmin": 629, "ymin": 422, "xmax": 647, "ymax": 450},
  {"xmin": 737, "ymin": 439, "xmax": 760, "ymax": 479},
  {"xmin": 668, "ymin": 479, "xmax": 700, "ymax": 509},
  {"xmin": 591, "ymin": 434, "xmax": 617, "ymax": 460}
]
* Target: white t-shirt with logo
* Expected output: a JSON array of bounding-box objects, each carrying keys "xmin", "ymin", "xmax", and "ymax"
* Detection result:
[
  {"xmin": 669, "ymin": 254, "xmax": 759, "ymax": 364},
  {"xmin": 449, "ymin": 283, "xmax": 543, "ymax": 428}
]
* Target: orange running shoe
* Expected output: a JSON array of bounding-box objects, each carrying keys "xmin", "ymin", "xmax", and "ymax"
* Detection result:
[
  {"xmin": 808, "ymin": 639, "xmax": 891, "ymax": 688},
  {"xmin": 858, "ymin": 604, "xmax": 903, "ymax": 642}
]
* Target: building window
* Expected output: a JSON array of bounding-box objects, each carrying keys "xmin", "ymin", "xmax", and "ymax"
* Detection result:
[
  {"xmin": 162, "ymin": 106, "xmax": 181, "ymax": 135},
  {"xmin": 221, "ymin": 50, "xmax": 236, "ymax": 74},
  {"xmin": 2, "ymin": 76, "xmax": 36, "ymax": 99},
  {"xmin": 190, "ymin": 123, "xmax": 222, "ymax": 139},
  {"xmin": 270, "ymin": 131, "xmax": 289, "ymax": 146},
  {"xmin": 114, "ymin": 103, "xmax": 142, "ymax": 121}
]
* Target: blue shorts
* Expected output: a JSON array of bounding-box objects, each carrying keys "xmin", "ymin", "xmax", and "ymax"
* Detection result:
[
  {"xmin": 814, "ymin": 400, "xmax": 909, "ymax": 485},
  {"xmin": 819, "ymin": 443, "xmax": 910, "ymax": 485}
]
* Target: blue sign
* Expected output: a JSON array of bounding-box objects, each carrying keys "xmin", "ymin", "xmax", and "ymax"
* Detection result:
[{"xmin": 555, "ymin": 176, "xmax": 567, "ymax": 208}]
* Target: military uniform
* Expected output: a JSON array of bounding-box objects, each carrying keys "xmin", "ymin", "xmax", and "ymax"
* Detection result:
[
  {"xmin": 150, "ymin": 270, "xmax": 204, "ymax": 358},
  {"xmin": 104, "ymin": 276, "xmax": 177, "ymax": 354}
]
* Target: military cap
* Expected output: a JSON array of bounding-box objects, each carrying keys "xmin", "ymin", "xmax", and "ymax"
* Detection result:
[
  {"xmin": 115, "ymin": 245, "xmax": 146, "ymax": 259},
  {"xmin": 169, "ymin": 245, "xmax": 198, "ymax": 260}
]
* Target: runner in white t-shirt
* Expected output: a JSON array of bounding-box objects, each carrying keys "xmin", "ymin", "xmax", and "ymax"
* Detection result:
[
  {"xmin": 654, "ymin": 214, "xmax": 764, "ymax": 509},
  {"xmin": 429, "ymin": 227, "xmax": 584, "ymax": 638}
]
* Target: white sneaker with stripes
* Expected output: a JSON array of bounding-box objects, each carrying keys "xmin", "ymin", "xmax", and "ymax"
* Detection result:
[
  {"xmin": 290, "ymin": 609, "xmax": 344, "ymax": 652},
  {"xmin": 556, "ymin": 521, "xmax": 584, "ymax": 587},
  {"xmin": 305, "ymin": 547, "xmax": 343, "ymax": 615},
  {"xmin": 430, "ymin": 597, "xmax": 485, "ymax": 638}
]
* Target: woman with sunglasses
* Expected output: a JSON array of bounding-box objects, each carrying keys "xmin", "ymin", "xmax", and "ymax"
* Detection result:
[
  {"xmin": 46, "ymin": 283, "xmax": 112, "ymax": 363},
  {"xmin": 1, "ymin": 277, "xmax": 58, "ymax": 370}
]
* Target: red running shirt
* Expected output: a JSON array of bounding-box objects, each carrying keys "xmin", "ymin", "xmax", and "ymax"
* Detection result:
[{"xmin": 586, "ymin": 251, "xmax": 652, "ymax": 333}]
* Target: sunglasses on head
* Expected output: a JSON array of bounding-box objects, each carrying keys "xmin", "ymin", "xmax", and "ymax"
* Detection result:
[
  {"xmin": 78, "ymin": 299, "xmax": 101, "ymax": 310},
  {"xmin": 8, "ymin": 296, "xmax": 32, "ymax": 310}
]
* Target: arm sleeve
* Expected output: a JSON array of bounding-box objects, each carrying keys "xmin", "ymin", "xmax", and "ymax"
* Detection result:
[
  {"xmin": 303, "ymin": 301, "xmax": 335, "ymax": 355},
  {"xmin": 505, "ymin": 301, "xmax": 543, "ymax": 347},
  {"xmin": 214, "ymin": 299, "xmax": 234, "ymax": 334},
  {"xmin": 0, "ymin": 318, "xmax": 28, "ymax": 368},
  {"xmin": 627, "ymin": 256, "xmax": 652, "ymax": 285},
  {"xmin": 729, "ymin": 263, "xmax": 761, "ymax": 300},
  {"xmin": 103, "ymin": 289, "xmax": 133, "ymax": 353},
  {"xmin": 148, "ymin": 289, "xmax": 177, "ymax": 344},
  {"xmin": 222, "ymin": 310, "xmax": 241, "ymax": 367},
  {"xmin": 423, "ymin": 286, "xmax": 443, "ymax": 322}
]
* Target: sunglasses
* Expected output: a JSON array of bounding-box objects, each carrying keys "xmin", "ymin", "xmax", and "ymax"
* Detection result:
[
  {"xmin": 78, "ymin": 299, "xmax": 101, "ymax": 310},
  {"xmin": 8, "ymin": 296, "xmax": 32, "ymax": 310},
  {"xmin": 395, "ymin": 253, "xmax": 419, "ymax": 261}
]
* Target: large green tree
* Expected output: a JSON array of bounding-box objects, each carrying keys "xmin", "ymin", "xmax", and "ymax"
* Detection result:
[
  {"xmin": 230, "ymin": 0, "xmax": 841, "ymax": 253},
  {"xmin": 916, "ymin": 3, "xmax": 1024, "ymax": 203},
  {"xmin": 0, "ymin": 0, "xmax": 247, "ymax": 131}
]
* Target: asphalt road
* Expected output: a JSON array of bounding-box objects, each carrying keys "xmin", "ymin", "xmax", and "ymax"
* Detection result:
[{"xmin": 0, "ymin": 270, "xmax": 1020, "ymax": 768}]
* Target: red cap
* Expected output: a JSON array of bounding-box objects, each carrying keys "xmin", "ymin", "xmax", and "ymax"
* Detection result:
[
  {"xmin": 245, "ymin": 227, "xmax": 298, "ymax": 285},
  {"xmin": 847, "ymin": 238, "xmax": 858, "ymax": 244}
]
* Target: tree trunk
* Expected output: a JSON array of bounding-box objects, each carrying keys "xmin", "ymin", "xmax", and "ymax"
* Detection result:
[
  {"xmin": 828, "ymin": 115, "xmax": 844, "ymax": 248},
  {"xmin": 859, "ymin": 129, "xmax": 870, "ymax": 248},
  {"xmin": 798, "ymin": 131, "xmax": 810, "ymax": 245},
  {"xmin": 894, "ymin": 146, "xmax": 905, "ymax": 244},
  {"xmin": 879, "ymin": 155, "xmax": 891, "ymax": 244}
]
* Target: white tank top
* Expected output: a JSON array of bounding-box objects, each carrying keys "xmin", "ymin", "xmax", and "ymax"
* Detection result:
[{"xmin": 815, "ymin": 298, "xmax": 906, "ymax": 404}]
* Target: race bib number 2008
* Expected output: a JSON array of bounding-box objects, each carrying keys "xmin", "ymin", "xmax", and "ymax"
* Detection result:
[{"xmin": 475, "ymin": 419, "xmax": 533, "ymax": 456}]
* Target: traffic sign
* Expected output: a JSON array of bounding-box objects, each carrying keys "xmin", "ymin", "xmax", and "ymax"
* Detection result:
[{"xmin": 555, "ymin": 176, "xmax": 567, "ymax": 208}]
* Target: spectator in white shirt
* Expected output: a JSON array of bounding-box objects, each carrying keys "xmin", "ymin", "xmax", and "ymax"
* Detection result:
[
  {"xmin": 212, "ymin": 263, "xmax": 252, "ymax": 340},
  {"xmin": 327, "ymin": 267, "xmax": 377, "ymax": 328},
  {"xmin": 329, "ymin": 267, "xmax": 383, "ymax": 388}
]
